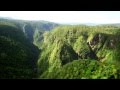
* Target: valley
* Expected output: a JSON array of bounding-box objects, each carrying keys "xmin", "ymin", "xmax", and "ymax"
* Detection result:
[{"xmin": 0, "ymin": 18, "xmax": 120, "ymax": 79}]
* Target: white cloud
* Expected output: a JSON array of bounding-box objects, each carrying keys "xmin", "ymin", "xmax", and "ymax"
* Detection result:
[{"xmin": 0, "ymin": 11, "xmax": 120, "ymax": 24}]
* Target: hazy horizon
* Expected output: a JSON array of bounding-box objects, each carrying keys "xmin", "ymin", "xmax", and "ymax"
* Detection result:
[{"xmin": 0, "ymin": 11, "xmax": 120, "ymax": 24}]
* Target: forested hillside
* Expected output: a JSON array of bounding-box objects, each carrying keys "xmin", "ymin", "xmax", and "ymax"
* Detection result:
[
  {"xmin": 0, "ymin": 18, "xmax": 59, "ymax": 79},
  {"xmin": 0, "ymin": 23, "xmax": 40, "ymax": 79},
  {"xmin": 0, "ymin": 18, "xmax": 60, "ymax": 48},
  {"xmin": 38, "ymin": 25, "xmax": 120, "ymax": 79},
  {"xmin": 1, "ymin": 18, "xmax": 120, "ymax": 79}
]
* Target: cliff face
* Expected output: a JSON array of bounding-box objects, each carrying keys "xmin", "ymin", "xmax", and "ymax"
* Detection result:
[
  {"xmin": 1, "ymin": 18, "xmax": 120, "ymax": 79},
  {"xmin": 0, "ymin": 18, "xmax": 60, "ymax": 46},
  {"xmin": 38, "ymin": 26, "xmax": 120, "ymax": 79}
]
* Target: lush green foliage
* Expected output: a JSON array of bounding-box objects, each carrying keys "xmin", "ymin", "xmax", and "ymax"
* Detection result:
[
  {"xmin": 38, "ymin": 25, "xmax": 120, "ymax": 79},
  {"xmin": 0, "ymin": 18, "xmax": 60, "ymax": 48},
  {"xmin": 1, "ymin": 18, "xmax": 120, "ymax": 79},
  {"xmin": 40, "ymin": 60, "xmax": 118, "ymax": 79},
  {"xmin": 0, "ymin": 24, "xmax": 39, "ymax": 79},
  {"xmin": 33, "ymin": 30, "xmax": 44, "ymax": 48}
]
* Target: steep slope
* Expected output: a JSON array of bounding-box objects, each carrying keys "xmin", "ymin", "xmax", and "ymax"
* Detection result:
[
  {"xmin": 38, "ymin": 25, "xmax": 120, "ymax": 79},
  {"xmin": 0, "ymin": 18, "xmax": 60, "ymax": 47},
  {"xmin": 0, "ymin": 23, "xmax": 40, "ymax": 79},
  {"xmin": 1, "ymin": 17, "xmax": 120, "ymax": 79}
]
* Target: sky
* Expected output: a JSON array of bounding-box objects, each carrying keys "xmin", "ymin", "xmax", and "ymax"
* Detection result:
[{"xmin": 0, "ymin": 11, "xmax": 120, "ymax": 24}]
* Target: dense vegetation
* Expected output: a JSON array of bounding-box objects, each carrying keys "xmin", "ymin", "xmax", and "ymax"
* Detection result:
[
  {"xmin": 0, "ymin": 18, "xmax": 59, "ymax": 79},
  {"xmin": 40, "ymin": 60, "xmax": 118, "ymax": 79},
  {"xmin": 0, "ymin": 23, "xmax": 39, "ymax": 79},
  {"xmin": 0, "ymin": 18, "xmax": 60, "ymax": 48},
  {"xmin": 1, "ymin": 18, "xmax": 120, "ymax": 79},
  {"xmin": 38, "ymin": 25, "xmax": 120, "ymax": 79}
]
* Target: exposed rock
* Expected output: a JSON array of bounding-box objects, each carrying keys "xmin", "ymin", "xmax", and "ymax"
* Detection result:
[
  {"xmin": 86, "ymin": 42, "xmax": 98, "ymax": 60},
  {"xmin": 60, "ymin": 43, "xmax": 78, "ymax": 65}
]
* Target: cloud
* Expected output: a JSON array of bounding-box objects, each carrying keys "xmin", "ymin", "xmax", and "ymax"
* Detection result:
[{"xmin": 0, "ymin": 11, "xmax": 120, "ymax": 24}]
